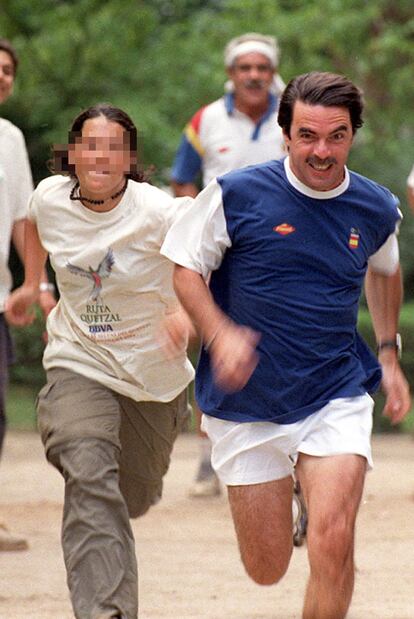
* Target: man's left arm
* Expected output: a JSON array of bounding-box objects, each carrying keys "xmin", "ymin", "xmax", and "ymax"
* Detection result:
[
  {"xmin": 12, "ymin": 218, "xmax": 56, "ymax": 318},
  {"xmin": 365, "ymin": 263, "xmax": 411, "ymax": 424}
]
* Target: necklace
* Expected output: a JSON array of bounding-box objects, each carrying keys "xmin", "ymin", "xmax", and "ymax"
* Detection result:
[{"xmin": 70, "ymin": 178, "xmax": 128, "ymax": 205}]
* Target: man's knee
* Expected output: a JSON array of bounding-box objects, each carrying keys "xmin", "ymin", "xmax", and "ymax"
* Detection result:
[
  {"xmin": 307, "ymin": 513, "xmax": 354, "ymax": 572},
  {"xmin": 237, "ymin": 525, "xmax": 293, "ymax": 586},
  {"xmin": 241, "ymin": 549, "xmax": 291, "ymax": 586}
]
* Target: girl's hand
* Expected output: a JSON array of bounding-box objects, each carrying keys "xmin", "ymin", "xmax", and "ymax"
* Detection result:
[{"xmin": 5, "ymin": 285, "xmax": 39, "ymax": 326}]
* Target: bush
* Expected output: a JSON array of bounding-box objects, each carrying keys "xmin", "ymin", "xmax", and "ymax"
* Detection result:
[{"xmin": 9, "ymin": 312, "xmax": 46, "ymax": 388}]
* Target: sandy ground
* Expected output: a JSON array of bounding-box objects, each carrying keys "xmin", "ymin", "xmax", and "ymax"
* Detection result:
[{"xmin": 0, "ymin": 430, "xmax": 413, "ymax": 619}]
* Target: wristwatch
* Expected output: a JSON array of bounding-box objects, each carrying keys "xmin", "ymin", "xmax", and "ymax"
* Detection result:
[
  {"xmin": 376, "ymin": 333, "xmax": 402, "ymax": 359},
  {"xmin": 39, "ymin": 282, "xmax": 55, "ymax": 293}
]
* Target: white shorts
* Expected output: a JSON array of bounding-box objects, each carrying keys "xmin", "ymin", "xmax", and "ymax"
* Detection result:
[{"xmin": 201, "ymin": 394, "xmax": 374, "ymax": 486}]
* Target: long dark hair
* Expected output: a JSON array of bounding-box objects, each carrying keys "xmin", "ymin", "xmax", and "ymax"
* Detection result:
[
  {"xmin": 278, "ymin": 71, "xmax": 364, "ymax": 137},
  {"xmin": 52, "ymin": 103, "xmax": 145, "ymax": 181}
]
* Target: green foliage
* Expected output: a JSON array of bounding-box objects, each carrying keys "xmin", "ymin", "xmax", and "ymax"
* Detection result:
[
  {"xmin": 9, "ymin": 311, "xmax": 46, "ymax": 387},
  {"xmin": 6, "ymin": 383, "xmax": 37, "ymax": 431}
]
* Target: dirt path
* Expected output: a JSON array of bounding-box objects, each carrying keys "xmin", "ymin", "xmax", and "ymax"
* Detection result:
[{"xmin": 0, "ymin": 431, "xmax": 413, "ymax": 619}]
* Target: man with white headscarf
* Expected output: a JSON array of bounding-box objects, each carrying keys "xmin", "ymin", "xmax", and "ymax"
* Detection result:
[
  {"xmin": 171, "ymin": 33, "xmax": 286, "ymax": 197},
  {"xmin": 170, "ymin": 34, "xmax": 309, "ymax": 545}
]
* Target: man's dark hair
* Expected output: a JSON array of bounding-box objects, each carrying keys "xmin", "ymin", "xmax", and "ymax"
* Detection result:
[
  {"xmin": 0, "ymin": 38, "xmax": 19, "ymax": 75},
  {"xmin": 53, "ymin": 103, "xmax": 144, "ymax": 181},
  {"xmin": 278, "ymin": 71, "xmax": 364, "ymax": 137}
]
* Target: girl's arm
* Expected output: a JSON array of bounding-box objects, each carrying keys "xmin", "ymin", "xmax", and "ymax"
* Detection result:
[{"xmin": 5, "ymin": 219, "xmax": 48, "ymax": 326}]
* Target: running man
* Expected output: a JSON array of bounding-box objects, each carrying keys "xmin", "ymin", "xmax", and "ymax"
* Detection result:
[{"xmin": 162, "ymin": 71, "xmax": 411, "ymax": 619}]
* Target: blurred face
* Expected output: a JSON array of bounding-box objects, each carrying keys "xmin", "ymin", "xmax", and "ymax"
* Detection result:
[
  {"xmin": 0, "ymin": 50, "xmax": 15, "ymax": 104},
  {"xmin": 284, "ymin": 101, "xmax": 354, "ymax": 191},
  {"xmin": 227, "ymin": 52, "xmax": 274, "ymax": 112},
  {"xmin": 68, "ymin": 115, "xmax": 131, "ymax": 197}
]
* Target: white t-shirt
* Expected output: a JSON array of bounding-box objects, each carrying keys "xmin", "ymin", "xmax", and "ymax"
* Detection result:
[
  {"xmin": 0, "ymin": 118, "xmax": 33, "ymax": 311},
  {"xmin": 29, "ymin": 175, "xmax": 195, "ymax": 402}
]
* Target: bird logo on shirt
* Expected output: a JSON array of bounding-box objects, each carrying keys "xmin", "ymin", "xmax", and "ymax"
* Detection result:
[{"xmin": 66, "ymin": 248, "xmax": 115, "ymax": 303}]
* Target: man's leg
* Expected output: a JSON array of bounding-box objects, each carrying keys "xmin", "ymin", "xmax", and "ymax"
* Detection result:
[
  {"xmin": 227, "ymin": 476, "xmax": 293, "ymax": 585},
  {"xmin": 296, "ymin": 453, "xmax": 366, "ymax": 619}
]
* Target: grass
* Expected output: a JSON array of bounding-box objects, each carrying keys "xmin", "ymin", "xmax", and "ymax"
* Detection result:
[
  {"xmin": 6, "ymin": 384, "xmax": 38, "ymax": 431},
  {"xmin": 402, "ymin": 408, "xmax": 414, "ymax": 433}
]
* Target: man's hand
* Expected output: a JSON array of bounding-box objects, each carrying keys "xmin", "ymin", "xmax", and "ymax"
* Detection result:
[
  {"xmin": 380, "ymin": 351, "xmax": 411, "ymax": 424},
  {"xmin": 208, "ymin": 321, "xmax": 261, "ymax": 392}
]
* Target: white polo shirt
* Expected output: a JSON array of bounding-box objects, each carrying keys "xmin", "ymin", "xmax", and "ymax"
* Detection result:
[{"xmin": 171, "ymin": 93, "xmax": 286, "ymax": 187}]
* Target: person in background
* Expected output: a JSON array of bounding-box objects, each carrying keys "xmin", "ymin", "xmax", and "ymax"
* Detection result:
[
  {"xmin": 0, "ymin": 37, "xmax": 55, "ymax": 552},
  {"xmin": 6, "ymin": 103, "xmax": 194, "ymax": 619},
  {"xmin": 171, "ymin": 31, "xmax": 285, "ymax": 198},
  {"xmin": 162, "ymin": 71, "xmax": 411, "ymax": 619}
]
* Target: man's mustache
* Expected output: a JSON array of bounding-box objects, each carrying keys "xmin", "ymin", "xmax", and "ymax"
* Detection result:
[
  {"xmin": 306, "ymin": 156, "xmax": 337, "ymax": 166},
  {"xmin": 243, "ymin": 79, "xmax": 266, "ymax": 90}
]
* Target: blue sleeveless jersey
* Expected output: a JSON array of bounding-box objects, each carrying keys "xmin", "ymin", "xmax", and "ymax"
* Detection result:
[{"xmin": 195, "ymin": 159, "xmax": 401, "ymax": 424}]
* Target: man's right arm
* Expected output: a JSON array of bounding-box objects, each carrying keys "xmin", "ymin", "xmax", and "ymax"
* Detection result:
[
  {"xmin": 173, "ymin": 265, "xmax": 260, "ymax": 392},
  {"xmin": 162, "ymin": 179, "xmax": 260, "ymax": 392}
]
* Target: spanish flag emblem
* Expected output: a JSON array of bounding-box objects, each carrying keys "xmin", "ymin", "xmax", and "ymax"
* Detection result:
[{"xmin": 349, "ymin": 228, "xmax": 360, "ymax": 249}]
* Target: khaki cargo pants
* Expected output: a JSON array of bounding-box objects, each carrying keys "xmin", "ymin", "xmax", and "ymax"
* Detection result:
[{"xmin": 37, "ymin": 367, "xmax": 189, "ymax": 619}]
